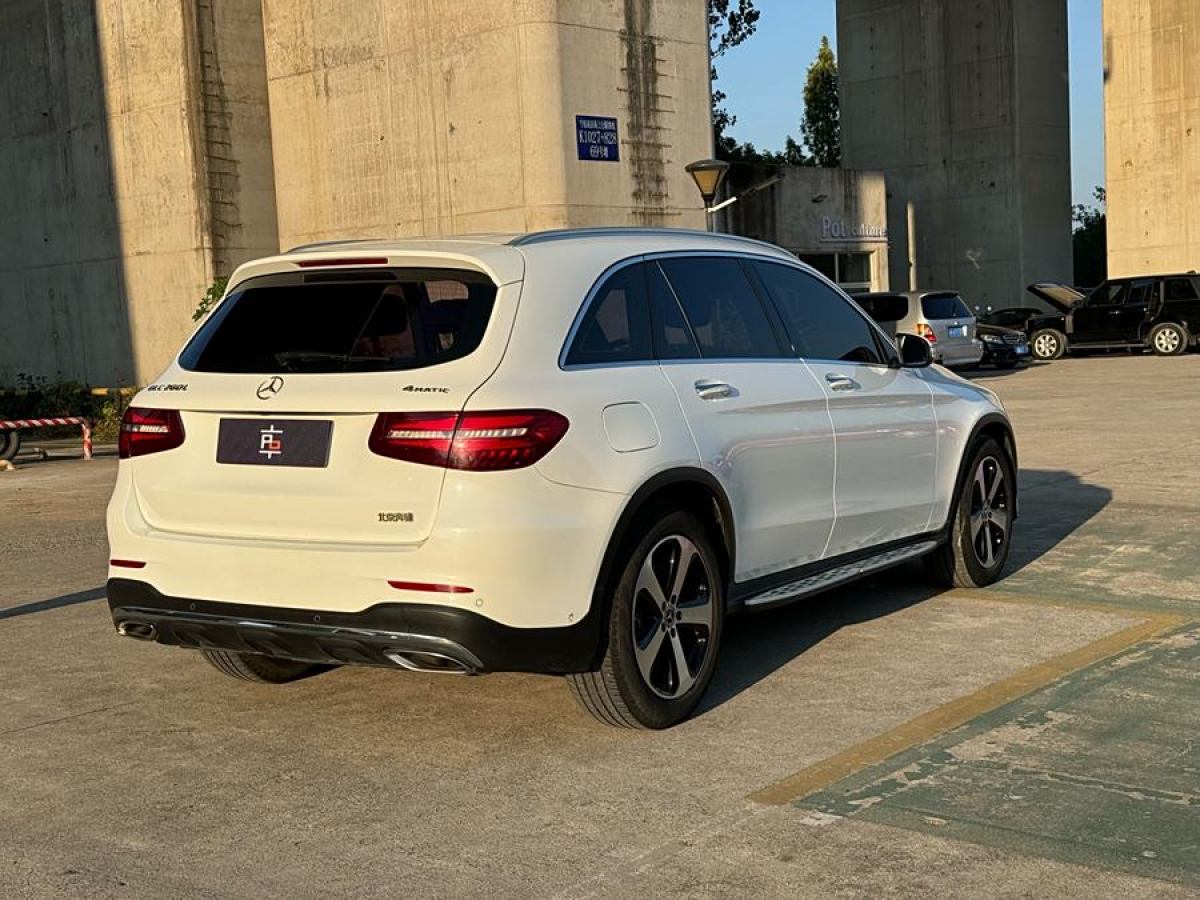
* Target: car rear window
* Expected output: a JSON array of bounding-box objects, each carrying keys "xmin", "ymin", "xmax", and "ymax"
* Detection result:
[
  {"xmin": 180, "ymin": 269, "xmax": 497, "ymax": 373},
  {"xmin": 920, "ymin": 293, "xmax": 971, "ymax": 320},
  {"xmin": 854, "ymin": 294, "xmax": 909, "ymax": 323}
]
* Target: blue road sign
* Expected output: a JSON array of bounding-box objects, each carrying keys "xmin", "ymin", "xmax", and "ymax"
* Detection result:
[{"xmin": 576, "ymin": 115, "xmax": 620, "ymax": 162}]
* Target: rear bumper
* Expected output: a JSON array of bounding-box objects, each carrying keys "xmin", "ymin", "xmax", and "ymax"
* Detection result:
[
  {"xmin": 107, "ymin": 578, "xmax": 604, "ymax": 675},
  {"xmin": 939, "ymin": 340, "xmax": 985, "ymax": 367}
]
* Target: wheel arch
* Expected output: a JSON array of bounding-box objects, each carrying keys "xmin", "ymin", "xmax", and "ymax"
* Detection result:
[
  {"xmin": 588, "ymin": 468, "xmax": 735, "ymax": 644},
  {"xmin": 948, "ymin": 413, "xmax": 1019, "ymax": 530}
]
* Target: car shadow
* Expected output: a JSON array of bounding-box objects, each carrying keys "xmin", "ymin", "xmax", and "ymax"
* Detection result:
[
  {"xmin": 959, "ymin": 362, "xmax": 1047, "ymax": 380},
  {"xmin": 697, "ymin": 468, "xmax": 1112, "ymax": 717}
]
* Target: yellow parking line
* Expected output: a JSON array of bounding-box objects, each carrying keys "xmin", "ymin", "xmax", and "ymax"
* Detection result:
[{"xmin": 748, "ymin": 598, "xmax": 1186, "ymax": 807}]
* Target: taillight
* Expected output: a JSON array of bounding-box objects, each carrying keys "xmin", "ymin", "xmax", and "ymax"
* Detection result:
[
  {"xmin": 917, "ymin": 323, "xmax": 937, "ymax": 343},
  {"xmin": 369, "ymin": 410, "xmax": 569, "ymax": 471},
  {"xmin": 119, "ymin": 407, "xmax": 185, "ymax": 459}
]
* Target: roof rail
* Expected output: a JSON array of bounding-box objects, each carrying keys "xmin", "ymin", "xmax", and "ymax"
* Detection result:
[{"xmin": 507, "ymin": 227, "xmax": 784, "ymax": 251}]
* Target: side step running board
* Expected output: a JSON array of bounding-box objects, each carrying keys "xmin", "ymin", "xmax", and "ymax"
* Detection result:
[{"xmin": 741, "ymin": 540, "xmax": 940, "ymax": 610}]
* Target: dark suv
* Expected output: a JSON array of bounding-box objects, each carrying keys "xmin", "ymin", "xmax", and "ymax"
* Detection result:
[{"xmin": 1025, "ymin": 274, "xmax": 1200, "ymax": 359}]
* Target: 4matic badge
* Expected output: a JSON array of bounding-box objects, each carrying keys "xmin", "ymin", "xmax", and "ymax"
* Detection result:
[{"xmin": 402, "ymin": 384, "xmax": 450, "ymax": 394}]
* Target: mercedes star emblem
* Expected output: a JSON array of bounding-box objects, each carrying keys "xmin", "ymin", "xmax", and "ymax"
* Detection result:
[{"xmin": 256, "ymin": 376, "xmax": 284, "ymax": 400}]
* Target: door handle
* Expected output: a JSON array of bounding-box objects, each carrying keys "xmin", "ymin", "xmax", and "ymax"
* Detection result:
[
  {"xmin": 825, "ymin": 373, "xmax": 860, "ymax": 392},
  {"xmin": 694, "ymin": 379, "xmax": 734, "ymax": 401}
]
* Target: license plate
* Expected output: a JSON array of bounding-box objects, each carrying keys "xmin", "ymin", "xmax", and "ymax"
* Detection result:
[
  {"xmin": 1016, "ymin": 345, "xmax": 1029, "ymax": 356},
  {"xmin": 217, "ymin": 418, "xmax": 332, "ymax": 467},
  {"xmin": 948, "ymin": 325, "xmax": 967, "ymax": 338}
]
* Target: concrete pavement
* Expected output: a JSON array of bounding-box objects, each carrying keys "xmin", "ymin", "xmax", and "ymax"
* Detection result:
[{"xmin": 1, "ymin": 355, "xmax": 1197, "ymax": 898}]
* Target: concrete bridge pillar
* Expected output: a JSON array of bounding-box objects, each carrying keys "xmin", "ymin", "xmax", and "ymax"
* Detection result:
[
  {"xmin": 838, "ymin": 0, "xmax": 1072, "ymax": 308},
  {"xmin": 260, "ymin": 0, "xmax": 711, "ymax": 249}
]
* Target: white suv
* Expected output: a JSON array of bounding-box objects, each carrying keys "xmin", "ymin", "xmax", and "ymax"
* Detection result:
[{"xmin": 107, "ymin": 229, "xmax": 1017, "ymax": 728}]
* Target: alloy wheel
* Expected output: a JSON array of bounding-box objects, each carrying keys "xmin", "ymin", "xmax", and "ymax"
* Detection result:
[
  {"xmin": 631, "ymin": 535, "xmax": 715, "ymax": 699},
  {"xmin": 1154, "ymin": 328, "xmax": 1181, "ymax": 354},
  {"xmin": 1034, "ymin": 333, "xmax": 1058, "ymax": 358},
  {"xmin": 968, "ymin": 455, "xmax": 1010, "ymax": 569}
]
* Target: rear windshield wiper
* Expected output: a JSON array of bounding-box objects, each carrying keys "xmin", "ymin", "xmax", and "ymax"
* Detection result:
[{"xmin": 274, "ymin": 350, "xmax": 395, "ymax": 371}]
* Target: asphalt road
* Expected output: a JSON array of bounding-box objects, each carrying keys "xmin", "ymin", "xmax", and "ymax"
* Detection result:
[{"xmin": 2, "ymin": 355, "xmax": 1198, "ymax": 899}]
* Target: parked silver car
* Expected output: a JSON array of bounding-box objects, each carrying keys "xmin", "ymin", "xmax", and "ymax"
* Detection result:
[{"xmin": 853, "ymin": 291, "xmax": 984, "ymax": 368}]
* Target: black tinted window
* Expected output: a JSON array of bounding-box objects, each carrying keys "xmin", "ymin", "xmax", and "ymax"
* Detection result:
[
  {"xmin": 657, "ymin": 257, "xmax": 783, "ymax": 359},
  {"xmin": 181, "ymin": 269, "xmax": 495, "ymax": 373},
  {"xmin": 920, "ymin": 293, "xmax": 971, "ymax": 319},
  {"xmin": 1165, "ymin": 278, "xmax": 1199, "ymax": 302},
  {"xmin": 1089, "ymin": 282, "xmax": 1128, "ymax": 305},
  {"xmin": 855, "ymin": 294, "xmax": 909, "ymax": 324},
  {"xmin": 566, "ymin": 266, "xmax": 653, "ymax": 365},
  {"xmin": 646, "ymin": 262, "xmax": 700, "ymax": 359},
  {"xmin": 751, "ymin": 262, "xmax": 888, "ymax": 364}
]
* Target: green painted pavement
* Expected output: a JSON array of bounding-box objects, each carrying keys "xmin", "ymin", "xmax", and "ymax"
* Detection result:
[{"xmin": 798, "ymin": 623, "xmax": 1200, "ymax": 888}]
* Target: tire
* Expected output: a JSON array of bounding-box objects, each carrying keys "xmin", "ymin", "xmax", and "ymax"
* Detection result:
[
  {"xmin": 200, "ymin": 648, "xmax": 332, "ymax": 684},
  {"xmin": 1030, "ymin": 329, "xmax": 1065, "ymax": 360},
  {"xmin": 567, "ymin": 507, "xmax": 724, "ymax": 729},
  {"xmin": 0, "ymin": 430, "xmax": 21, "ymax": 462},
  {"xmin": 1148, "ymin": 322, "xmax": 1187, "ymax": 356},
  {"xmin": 925, "ymin": 436, "xmax": 1015, "ymax": 589}
]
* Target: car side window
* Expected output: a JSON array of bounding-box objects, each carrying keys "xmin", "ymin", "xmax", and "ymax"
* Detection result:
[
  {"xmin": 1165, "ymin": 278, "xmax": 1199, "ymax": 303},
  {"xmin": 646, "ymin": 261, "xmax": 701, "ymax": 359},
  {"xmin": 1089, "ymin": 282, "xmax": 1128, "ymax": 306},
  {"xmin": 750, "ymin": 261, "xmax": 890, "ymax": 365},
  {"xmin": 657, "ymin": 257, "xmax": 785, "ymax": 359},
  {"xmin": 565, "ymin": 264, "xmax": 653, "ymax": 366},
  {"xmin": 1127, "ymin": 280, "xmax": 1156, "ymax": 306}
]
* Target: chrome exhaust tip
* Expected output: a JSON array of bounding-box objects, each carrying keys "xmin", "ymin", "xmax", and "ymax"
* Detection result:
[
  {"xmin": 117, "ymin": 620, "xmax": 157, "ymax": 641},
  {"xmin": 384, "ymin": 649, "xmax": 475, "ymax": 675}
]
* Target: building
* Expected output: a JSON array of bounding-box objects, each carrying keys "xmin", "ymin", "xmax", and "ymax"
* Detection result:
[
  {"xmin": 1104, "ymin": 0, "xmax": 1200, "ymax": 277},
  {"xmin": 0, "ymin": 0, "xmax": 711, "ymax": 386},
  {"xmin": 837, "ymin": 0, "xmax": 1073, "ymax": 308},
  {"xmin": 727, "ymin": 167, "xmax": 890, "ymax": 294}
]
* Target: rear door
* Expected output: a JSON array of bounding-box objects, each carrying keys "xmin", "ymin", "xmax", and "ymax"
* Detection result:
[
  {"xmin": 749, "ymin": 261, "xmax": 937, "ymax": 557},
  {"xmin": 129, "ymin": 266, "xmax": 510, "ymax": 545},
  {"xmin": 652, "ymin": 256, "xmax": 837, "ymax": 581}
]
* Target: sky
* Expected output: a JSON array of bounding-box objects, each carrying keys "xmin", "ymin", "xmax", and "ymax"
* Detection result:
[{"xmin": 716, "ymin": 0, "xmax": 1105, "ymax": 209}]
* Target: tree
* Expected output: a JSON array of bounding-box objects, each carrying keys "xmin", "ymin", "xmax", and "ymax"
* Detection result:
[
  {"xmin": 1072, "ymin": 186, "xmax": 1107, "ymax": 288},
  {"xmin": 800, "ymin": 36, "xmax": 841, "ymax": 167},
  {"xmin": 709, "ymin": 1, "xmax": 760, "ymax": 157}
]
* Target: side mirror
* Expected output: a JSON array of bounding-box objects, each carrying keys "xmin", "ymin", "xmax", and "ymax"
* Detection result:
[{"xmin": 897, "ymin": 332, "xmax": 934, "ymax": 368}]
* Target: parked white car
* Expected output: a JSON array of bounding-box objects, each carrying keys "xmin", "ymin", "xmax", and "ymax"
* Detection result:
[{"xmin": 107, "ymin": 229, "xmax": 1017, "ymax": 728}]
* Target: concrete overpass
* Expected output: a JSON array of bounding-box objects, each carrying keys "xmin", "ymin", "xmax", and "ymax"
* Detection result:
[{"xmin": 0, "ymin": 0, "xmax": 1191, "ymax": 384}]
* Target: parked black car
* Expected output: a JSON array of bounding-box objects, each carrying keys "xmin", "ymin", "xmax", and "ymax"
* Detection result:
[
  {"xmin": 978, "ymin": 306, "xmax": 1053, "ymax": 331},
  {"xmin": 1025, "ymin": 274, "xmax": 1200, "ymax": 360},
  {"xmin": 977, "ymin": 323, "xmax": 1030, "ymax": 369}
]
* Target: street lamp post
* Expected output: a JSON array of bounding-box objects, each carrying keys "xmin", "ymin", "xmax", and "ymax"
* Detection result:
[{"xmin": 685, "ymin": 159, "xmax": 730, "ymax": 232}]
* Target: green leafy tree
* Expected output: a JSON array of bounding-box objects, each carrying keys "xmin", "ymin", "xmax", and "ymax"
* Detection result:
[
  {"xmin": 1072, "ymin": 186, "xmax": 1107, "ymax": 288},
  {"xmin": 193, "ymin": 276, "xmax": 229, "ymax": 322},
  {"xmin": 800, "ymin": 36, "xmax": 841, "ymax": 168}
]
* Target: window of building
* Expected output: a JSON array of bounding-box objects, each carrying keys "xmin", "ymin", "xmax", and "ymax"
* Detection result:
[
  {"xmin": 750, "ymin": 261, "xmax": 890, "ymax": 365},
  {"xmin": 796, "ymin": 251, "xmax": 873, "ymax": 293},
  {"xmin": 657, "ymin": 257, "xmax": 785, "ymax": 359}
]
